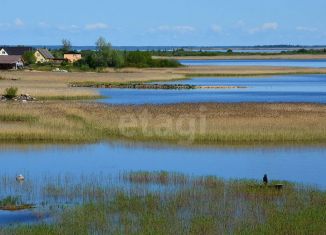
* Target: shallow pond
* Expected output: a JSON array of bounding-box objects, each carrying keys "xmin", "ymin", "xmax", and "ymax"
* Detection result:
[
  {"xmin": 0, "ymin": 142, "xmax": 325, "ymax": 189},
  {"xmin": 1, "ymin": 142, "xmax": 326, "ymax": 225},
  {"xmin": 98, "ymin": 74, "xmax": 326, "ymax": 104},
  {"xmin": 179, "ymin": 59, "xmax": 326, "ymax": 67}
]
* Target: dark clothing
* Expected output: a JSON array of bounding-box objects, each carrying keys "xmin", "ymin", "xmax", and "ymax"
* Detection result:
[{"xmin": 263, "ymin": 174, "xmax": 268, "ymax": 185}]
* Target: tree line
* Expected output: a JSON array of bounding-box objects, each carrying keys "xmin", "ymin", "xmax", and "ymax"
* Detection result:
[
  {"xmin": 75, "ymin": 37, "xmax": 180, "ymax": 69},
  {"xmin": 22, "ymin": 37, "xmax": 181, "ymax": 69}
]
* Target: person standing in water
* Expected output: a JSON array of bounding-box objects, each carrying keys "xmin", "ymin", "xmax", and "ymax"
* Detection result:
[{"xmin": 263, "ymin": 174, "xmax": 268, "ymax": 185}]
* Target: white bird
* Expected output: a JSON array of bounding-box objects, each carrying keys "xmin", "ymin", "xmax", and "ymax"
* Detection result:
[{"xmin": 16, "ymin": 174, "xmax": 25, "ymax": 182}]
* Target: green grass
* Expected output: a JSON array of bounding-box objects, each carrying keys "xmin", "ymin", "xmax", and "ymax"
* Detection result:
[
  {"xmin": 4, "ymin": 87, "xmax": 18, "ymax": 99},
  {"xmin": 0, "ymin": 196, "xmax": 22, "ymax": 207},
  {"xmin": 0, "ymin": 114, "xmax": 38, "ymax": 123},
  {"xmin": 69, "ymin": 77, "xmax": 190, "ymax": 88},
  {"xmin": 0, "ymin": 172, "xmax": 325, "ymax": 234},
  {"xmin": 35, "ymin": 95, "xmax": 104, "ymax": 101}
]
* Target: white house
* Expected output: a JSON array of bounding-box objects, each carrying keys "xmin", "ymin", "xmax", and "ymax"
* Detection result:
[
  {"xmin": 0, "ymin": 48, "xmax": 8, "ymax": 56},
  {"xmin": 0, "ymin": 46, "xmax": 34, "ymax": 56}
]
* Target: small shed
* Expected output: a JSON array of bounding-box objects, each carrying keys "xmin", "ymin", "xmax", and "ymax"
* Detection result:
[{"xmin": 0, "ymin": 56, "xmax": 24, "ymax": 70}]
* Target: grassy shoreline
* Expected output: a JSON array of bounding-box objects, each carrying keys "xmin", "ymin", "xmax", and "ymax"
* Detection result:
[
  {"xmin": 0, "ymin": 102, "xmax": 325, "ymax": 145},
  {"xmin": 1, "ymin": 67, "xmax": 326, "ymax": 101},
  {"xmin": 1, "ymin": 172, "xmax": 325, "ymax": 234}
]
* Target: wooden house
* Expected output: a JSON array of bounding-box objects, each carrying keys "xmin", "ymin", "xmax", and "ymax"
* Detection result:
[{"xmin": 0, "ymin": 55, "xmax": 24, "ymax": 70}]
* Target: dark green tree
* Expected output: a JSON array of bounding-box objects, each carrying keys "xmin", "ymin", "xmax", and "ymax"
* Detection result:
[{"xmin": 22, "ymin": 51, "xmax": 36, "ymax": 65}]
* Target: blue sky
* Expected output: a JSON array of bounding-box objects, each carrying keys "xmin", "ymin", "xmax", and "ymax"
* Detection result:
[{"xmin": 1, "ymin": 0, "xmax": 325, "ymax": 46}]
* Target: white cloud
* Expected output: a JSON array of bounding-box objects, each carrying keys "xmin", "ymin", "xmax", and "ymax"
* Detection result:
[
  {"xmin": 211, "ymin": 24, "xmax": 222, "ymax": 33},
  {"xmin": 0, "ymin": 18, "xmax": 24, "ymax": 29},
  {"xmin": 262, "ymin": 22, "xmax": 278, "ymax": 30},
  {"xmin": 249, "ymin": 22, "xmax": 278, "ymax": 34},
  {"xmin": 57, "ymin": 24, "xmax": 80, "ymax": 33},
  {"xmin": 296, "ymin": 26, "xmax": 318, "ymax": 32},
  {"xmin": 14, "ymin": 18, "xmax": 24, "ymax": 27},
  {"xmin": 153, "ymin": 25, "xmax": 195, "ymax": 33},
  {"xmin": 85, "ymin": 23, "xmax": 109, "ymax": 30},
  {"xmin": 38, "ymin": 21, "xmax": 50, "ymax": 28}
]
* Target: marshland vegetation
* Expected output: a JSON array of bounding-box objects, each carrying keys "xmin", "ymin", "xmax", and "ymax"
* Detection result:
[
  {"xmin": 0, "ymin": 196, "xmax": 34, "ymax": 211},
  {"xmin": 0, "ymin": 172, "xmax": 325, "ymax": 234},
  {"xmin": 0, "ymin": 102, "xmax": 325, "ymax": 144}
]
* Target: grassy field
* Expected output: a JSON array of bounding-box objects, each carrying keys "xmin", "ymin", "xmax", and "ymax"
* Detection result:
[
  {"xmin": 0, "ymin": 102, "xmax": 325, "ymax": 145},
  {"xmin": 0, "ymin": 69, "xmax": 184, "ymax": 99},
  {"xmin": 0, "ymin": 172, "xmax": 325, "ymax": 235}
]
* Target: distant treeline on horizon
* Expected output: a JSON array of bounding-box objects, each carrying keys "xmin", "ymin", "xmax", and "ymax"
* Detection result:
[{"xmin": 2, "ymin": 45, "xmax": 326, "ymax": 52}]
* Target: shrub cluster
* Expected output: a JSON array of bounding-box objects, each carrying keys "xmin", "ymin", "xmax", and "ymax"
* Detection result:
[
  {"xmin": 4, "ymin": 87, "xmax": 18, "ymax": 99},
  {"xmin": 75, "ymin": 50, "xmax": 181, "ymax": 69}
]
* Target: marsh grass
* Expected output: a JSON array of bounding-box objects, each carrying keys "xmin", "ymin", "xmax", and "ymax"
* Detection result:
[
  {"xmin": 0, "ymin": 172, "xmax": 325, "ymax": 234},
  {"xmin": 0, "ymin": 114, "xmax": 38, "ymax": 123},
  {"xmin": 0, "ymin": 102, "xmax": 325, "ymax": 144},
  {"xmin": 0, "ymin": 195, "xmax": 34, "ymax": 211},
  {"xmin": 0, "ymin": 196, "xmax": 22, "ymax": 207}
]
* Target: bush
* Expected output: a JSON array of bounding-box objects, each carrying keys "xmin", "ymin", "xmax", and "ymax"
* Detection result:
[
  {"xmin": 124, "ymin": 51, "xmax": 181, "ymax": 68},
  {"xmin": 61, "ymin": 61, "xmax": 68, "ymax": 67},
  {"xmin": 22, "ymin": 51, "xmax": 36, "ymax": 65},
  {"xmin": 5, "ymin": 87, "xmax": 18, "ymax": 99}
]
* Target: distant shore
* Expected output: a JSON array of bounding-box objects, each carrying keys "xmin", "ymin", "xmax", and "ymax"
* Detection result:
[{"xmin": 154, "ymin": 54, "xmax": 326, "ymax": 60}]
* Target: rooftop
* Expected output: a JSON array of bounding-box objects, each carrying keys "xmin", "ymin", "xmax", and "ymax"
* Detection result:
[
  {"xmin": 37, "ymin": 48, "xmax": 54, "ymax": 59},
  {"xmin": 0, "ymin": 46, "xmax": 34, "ymax": 56},
  {"xmin": 0, "ymin": 55, "xmax": 23, "ymax": 64}
]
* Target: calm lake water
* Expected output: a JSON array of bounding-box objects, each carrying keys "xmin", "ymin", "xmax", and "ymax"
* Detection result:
[
  {"xmin": 98, "ymin": 74, "xmax": 326, "ymax": 104},
  {"xmin": 179, "ymin": 59, "xmax": 326, "ymax": 68},
  {"xmin": 2, "ymin": 142, "xmax": 325, "ymax": 225},
  {"xmin": 1, "ymin": 142, "xmax": 326, "ymax": 225},
  {"xmin": 1, "ymin": 142, "xmax": 325, "ymax": 189}
]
